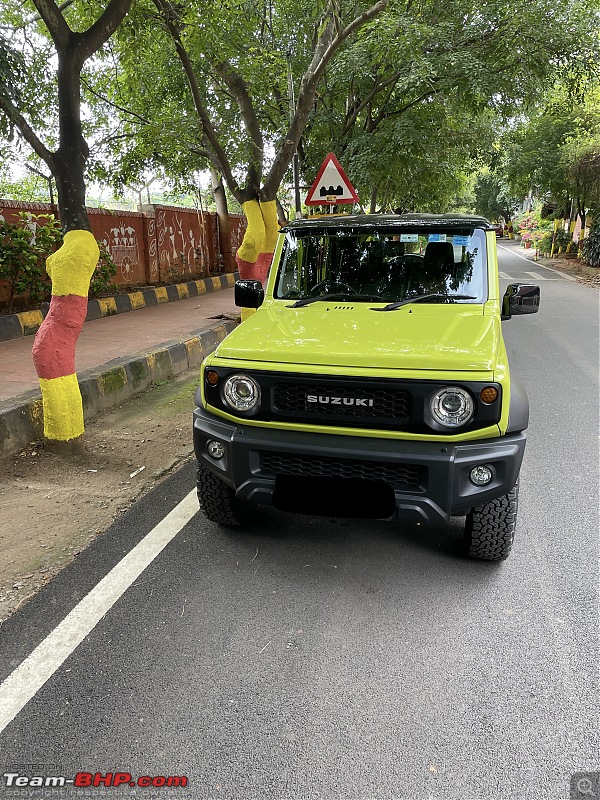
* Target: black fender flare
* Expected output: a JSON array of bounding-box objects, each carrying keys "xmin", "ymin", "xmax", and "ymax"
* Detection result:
[{"xmin": 507, "ymin": 374, "xmax": 529, "ymax": 433}]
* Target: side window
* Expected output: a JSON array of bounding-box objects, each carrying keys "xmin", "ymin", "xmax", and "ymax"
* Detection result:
[
  {"xmin": 450, "ymin": 230, "xmax": 485, "ymax": 299},
  {"xmin": 276, "ymin": 234, "xmax": 299, "ymax": 297}
]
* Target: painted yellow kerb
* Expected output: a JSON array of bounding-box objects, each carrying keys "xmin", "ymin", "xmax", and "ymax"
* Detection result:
[
  {"xmin": 98, "ymin": 297, "xmax": 117, "ymax": 316},
  {"xmin": 129, "ymin": 291, "xmax": 145, "ymax": 310},
  {"xmin": 39, "ymin": 374, "xmax": 84, "ymax": 441},
  {"xmin": 240, "ymin": 308, "xmax": 256, "ymax": 322},
  {"xmin": 185, "ymin": 337, "xmax": 202, "ymax": 364},
  {"xmin": 17, "ymin": 310, "xmax": 44, "ymax": 331},
  {"xmin": 45, "ymin": 230, "xmax": 99, "ymax": 297}
]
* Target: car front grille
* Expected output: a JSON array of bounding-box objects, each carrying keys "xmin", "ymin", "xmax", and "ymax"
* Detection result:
[
  {"xmin": 259, "ymin": 451, "xmax": 425, "ymax": 491},
  {"xmin": 272, "ymin": 382, "xmax": 411, "ymax": 426}
]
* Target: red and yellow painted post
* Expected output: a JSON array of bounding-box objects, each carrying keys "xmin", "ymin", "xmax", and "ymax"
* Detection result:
[
  {"xmin": 31, "ymin": 230, "xmax": 99, "ymax": 449},
  {"xmin": 235, "ymin": 199, "xmax": 278, "ymax": 321}
]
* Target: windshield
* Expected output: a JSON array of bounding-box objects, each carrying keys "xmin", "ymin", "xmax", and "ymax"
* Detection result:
[{"xmin": 275, "ymin": 227, "xmax": 487, "ymax": 304}]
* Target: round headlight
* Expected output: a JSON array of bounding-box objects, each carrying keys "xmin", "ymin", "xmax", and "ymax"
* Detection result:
[
  {"xmin": 223, "ymin": 374, "xmax": 260, "ymax": 412},
  {"xmin": 429, "ymin": 386, "xmax": 474, "ymax": 428}
]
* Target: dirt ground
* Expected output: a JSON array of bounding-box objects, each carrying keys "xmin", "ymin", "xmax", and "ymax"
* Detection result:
[{"xmin": 0, "ymin": 373, "xmax": 201, "ymax": 625}]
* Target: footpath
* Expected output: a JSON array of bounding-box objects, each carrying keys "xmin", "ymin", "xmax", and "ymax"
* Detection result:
[{"xmin": 0, "ymin": 276, "xmax": 241, "ymax": 459}]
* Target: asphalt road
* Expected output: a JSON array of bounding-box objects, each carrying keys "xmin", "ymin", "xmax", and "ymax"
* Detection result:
[{"xmin": 0, "ymin": 242, "xmax": 598, "ymax": 800}]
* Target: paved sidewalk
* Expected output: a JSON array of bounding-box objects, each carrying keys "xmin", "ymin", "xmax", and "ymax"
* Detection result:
[{"xmin": 0, "ymin": 288, "xmax": 240, "ymax": 456}]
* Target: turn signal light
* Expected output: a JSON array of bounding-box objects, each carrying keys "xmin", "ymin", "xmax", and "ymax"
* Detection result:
[
  {"xmin": 480, "ymin": 386, "xmax": 498, "ymax": 404},
  {"xmin": 206, "ymin": 370, "xmax": 219, "ymax": 386}
]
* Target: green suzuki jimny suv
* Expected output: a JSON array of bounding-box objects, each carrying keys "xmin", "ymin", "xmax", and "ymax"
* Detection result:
[{"xmin": 193, "ymin": 214, "xmax": 540, "ymax": 561}]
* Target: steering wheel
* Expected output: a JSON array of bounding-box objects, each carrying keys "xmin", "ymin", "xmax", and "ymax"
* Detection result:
[{"xmin": 309, "ymin": 280, "xmax": 356, "ymax": 296}]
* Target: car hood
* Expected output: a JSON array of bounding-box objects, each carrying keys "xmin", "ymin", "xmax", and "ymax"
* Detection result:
[{"xmin": 217, "ymin": 303, "xmax": 500, "ymax": 373}]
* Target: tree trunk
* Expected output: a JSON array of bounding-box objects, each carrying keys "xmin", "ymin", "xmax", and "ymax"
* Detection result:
[
  {"xmin": 54, "ymin": 50, "xmax": 91, "ymax": 232},
  {"xmin": 210, "ymin": 168, "xmax": 235, "ymax": 273},
  {"xmin": 577, "ymin": 198, "xmax": 586, "ymax": 239},
  {"xmin": 25, "ymin": 0, "xmax": 134, "ymax": 450},
  {"xmin": 235, "ymin": 198, "xmax": 278, "ymax": 286},
  {"xmin": 369, "ymin": 187, "xmax": 378, "ymax": 214}
]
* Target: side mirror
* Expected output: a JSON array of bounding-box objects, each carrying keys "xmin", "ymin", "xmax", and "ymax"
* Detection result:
[
  {"xmin": 502, "ymin": 283, "xmax": 540, "ymax": 320},
  {"xmin": 235, "ymin": 279, "xmax": 264, "ymax": 309}
]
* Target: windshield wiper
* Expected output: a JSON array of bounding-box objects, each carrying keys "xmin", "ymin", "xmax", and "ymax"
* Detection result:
[
  {"xmin": 288, "ymin": 293, "xmax": 381, "ymax": 308},
  {"xmin": 372, "ymin": 293, "xmax": 477, "ymax": 312}
]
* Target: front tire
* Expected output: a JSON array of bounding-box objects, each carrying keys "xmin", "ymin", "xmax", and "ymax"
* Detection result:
[
  {"xmin": 196, "ymin": 463, "xmax": 255, "ymax": 526},
  {"xmin": 464, "ymin": 483, "xmax": 519, "ymax": 561}
]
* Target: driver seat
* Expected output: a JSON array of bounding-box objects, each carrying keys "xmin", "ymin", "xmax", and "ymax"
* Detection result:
[{"xmin": 423, "ymin": 241, "xmax": 455, "ymax": 273}]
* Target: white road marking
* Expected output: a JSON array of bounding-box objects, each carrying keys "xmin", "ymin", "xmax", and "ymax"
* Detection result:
[
  {"xmin": 524, "ymin": 271, "xmax": 555, "ymax": 281},
  {"xmin": 497, "ymin": 244, "xmax": 538, "ymax": 264},
  {"xmin": 498, "ymin": 272, "xmax": 511, "ymax": 279},
  {"xmin": 498, "ymin": 244, "xmax": 577, "ymax": 280},
  {"xmin": 0, "ymin": 489, "xmax": 198, "ymax": 734}
]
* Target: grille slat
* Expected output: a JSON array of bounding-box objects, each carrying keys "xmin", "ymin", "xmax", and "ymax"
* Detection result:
[{"xmin": 259, "ymin": 451, "xmax": 425, "ymax": 491}]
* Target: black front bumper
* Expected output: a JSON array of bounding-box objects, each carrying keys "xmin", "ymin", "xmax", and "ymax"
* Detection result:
[{"xmin": 193, "ymin": 406, "xmax": 527, "ymax": 523}]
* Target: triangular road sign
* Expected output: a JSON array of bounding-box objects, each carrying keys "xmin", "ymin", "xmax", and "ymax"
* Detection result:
[{"xmin": 305, "ymin": 152, "xmax": 359, "ymax": 206}]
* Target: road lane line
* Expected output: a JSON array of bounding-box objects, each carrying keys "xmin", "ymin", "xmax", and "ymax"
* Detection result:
[
  {"xmin": 524, "ymin": 271, "xmax": 555, "ymax": 281},
  {"xmin": 497, "ymin": 244, "xmax": 577, "ymax": 281},
  {"xmin": 0, "ymin": 489, "xmax": 198, "ymax": 735},
  {"xmin": 497, "ymin": 244, "xmax": 539, "ymax": 264},
  {"xmin": 498, "ymin": 271, "xmax": 511, "ymax": 279}
]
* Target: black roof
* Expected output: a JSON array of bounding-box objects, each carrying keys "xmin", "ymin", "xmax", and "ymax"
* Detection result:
[{"xmin": 281, "ymin": 213, "xmax": 492, "ymax": 232}]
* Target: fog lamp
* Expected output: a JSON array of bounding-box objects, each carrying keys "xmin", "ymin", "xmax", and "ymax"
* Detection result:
[
  {"xmin": 207, "ymin": 440, "xmax": 225, "ymax": 459},
  {"xmin": 469, "ymin": 465, "xmax": 493, "ymax": 486}
]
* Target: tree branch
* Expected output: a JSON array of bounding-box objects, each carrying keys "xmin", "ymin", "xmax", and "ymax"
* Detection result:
[
  {"xmin": 151, "ymin": 0, "xmax": 240, "ymax": 201},
  {"xmin": 0, "ymin": 94, "xmax": 55, "ymax": 172},
  {"xmin": 81, "ymin": 76, "xmax": 150, "ymax": 124},
  {"xmin": 214, "ymin": 60, "xmax": 264, "ymax": 192},
  {"xmin": 264, "ymin": 0, "xmax": 389, "ymax": 196},
  {"xmin": 188, "ymin": 145, "xmax": 221, "ymax": 170},
  {"xmin": 30, "ymin": 0, "xmax": 71, "ymax": 50},
  {"xmin": 76, "ymin": 0, "xmax": 134, "ymax": 64},
  {"xmin": 343, "ymin": 70, "xmax": 402, "ymax": 135}
]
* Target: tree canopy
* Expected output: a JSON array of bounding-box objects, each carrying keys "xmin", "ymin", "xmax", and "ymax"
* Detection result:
[
  {"xmin": 1, "ymin": 0, "xmax": 599, "ymax": 219},
  {"xmin": 498, "ymin": 79, "xmax": 600, "ymax": 225},
  {"xmin": 0, "ymin": 0, "xmax": 133, "ymax": 230}
]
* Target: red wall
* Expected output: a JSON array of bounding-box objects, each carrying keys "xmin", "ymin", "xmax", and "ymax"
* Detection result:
[
  {"xmin": 88, "ymin": 207, "xmax": 148, "ymax": 287},
  {"xmin": 0, "ymin": 199, "xmax": 245, "ymax": 307},
  {"xmin": 149, "ymin": 205, "xmax": 222, "ymax": 284}
]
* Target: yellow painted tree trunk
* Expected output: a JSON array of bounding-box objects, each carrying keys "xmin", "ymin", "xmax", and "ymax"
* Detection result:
[
  {"xmin": 31, "ymin": 231, "xmax": 99, "ymax": 449},
  {"xmin": 235, "ymin": 199, "xmax": 279, "ymax": 321},
  {"xmin": 236, "ymin": 200, "xmax": 278, "ymax": 281}
]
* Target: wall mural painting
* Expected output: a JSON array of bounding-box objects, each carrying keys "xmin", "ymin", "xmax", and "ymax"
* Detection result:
[
  {"xmin": 89, "ymin": 212, "xmax": 145, "ymax": 286},
  {"xmin": 230, "ymin": 217, "xmax": 245, "ymax": 254},
  {"xmin": 155, "ymin": 207, "xmax": 213, "ymax": 282},
  {"xmin": 101, "ymin": 223, "xmax": 140, "ymax": 282},
  {"xmin": 147, "ymin": 218, "xmax": 158, "ymax": 279}
]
